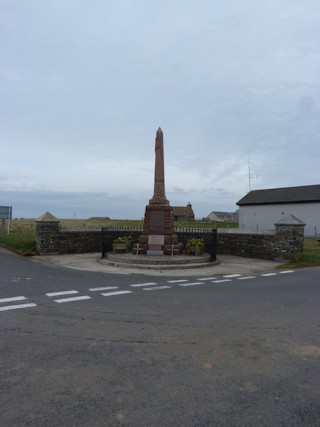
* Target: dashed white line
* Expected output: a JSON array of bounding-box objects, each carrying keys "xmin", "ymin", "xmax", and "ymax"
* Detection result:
[
  {"xmin": 280, "ymin": 270, "xmax": 294, "ymax": 274},
  {"xmin": 101, "ymin": 291, "xmax": 132, "ymax": 297},
  {"xmin": 143, "ymin": 286, "xmax": 171, "ymax": 291},
  {"xmin": 89, "ymin": 286, "xmax": 118, "ymax": 291},
  {"xmin": 166, "ymin": 279, "xmax": 188, "ymax": 283},
  {"xmin": 223, "ymin": 274, "xmax": 242, "ymax": 278},
  {"xmin": 261, "ymin": 273, "xmax": 277, "ymax": 277},
  {"xmin": 237, "ymin": 276, "xmax": 256, "ymax": 280},
  {"xmin": 130, "ymin": 282, "xmax": 158, "ymax": 287},
  {"xmin": 54, "ymin": 296, "xmax": 91, "ymax": 303},
  {"xmin": 179, "ymin": 283, "xmax": 201, "ymax": 287},
  {"xmin": 212, "ymin": 279, "xmax": 232, "ymax": 283},
  {"xmin": 46, "ymin": 290, "xmax": 79, "ymax": 297},
  {"xmin": 0, "ymin": 303, "xmax": 37, "ymax": 312},
  {"xmin": 197, "ymin": 277, "xmax": 217, "ymax": 281},
  {"xmin": 0, "ymin": 296, "xmax": 26, "ymax": 303}
]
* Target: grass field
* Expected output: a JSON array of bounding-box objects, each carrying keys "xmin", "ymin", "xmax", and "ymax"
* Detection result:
[
  {"xmin": 1, "ymin": 219, "xmax": 319, "ymax": 267},
  {"xmin": 1, "ymin": 218, "xmax": 238, "ymax": 233}
]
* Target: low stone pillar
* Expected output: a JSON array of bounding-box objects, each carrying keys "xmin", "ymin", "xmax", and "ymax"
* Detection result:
[
  {"xmin": 36, "ymin": 212, "xmax": 60, "ymax": 255},
  {"xmin": 274, "ymin": 214, "xmax": 305, "ymax": 261}
]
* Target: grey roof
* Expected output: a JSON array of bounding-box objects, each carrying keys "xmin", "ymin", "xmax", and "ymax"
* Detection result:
[
  {"xmin": 237, "ymin": 185, "xmax": 320, "ymax": 206},
  {"xmin": 172, "ymin": 206, "xmax": 194, "ymax": 216},
  {"xmin": 207, "ymin": 211, "xmax": 233, "ymax": 218}
]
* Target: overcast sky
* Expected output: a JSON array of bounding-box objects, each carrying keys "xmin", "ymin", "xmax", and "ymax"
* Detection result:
[{"xmin": 1, "ymin": 0, "xmax": 319, "ymax": 219}]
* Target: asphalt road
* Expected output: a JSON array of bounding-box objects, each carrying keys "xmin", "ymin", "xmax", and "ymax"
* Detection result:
[{"xmin": 1, "ymin": 247, "xmax": 320, "ymax": 426}]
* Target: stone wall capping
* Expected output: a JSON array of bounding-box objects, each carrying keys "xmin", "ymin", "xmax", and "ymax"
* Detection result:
[
  {"xmin": 218, "ymin": 228, "xmax": 275, "ymax": 235},
  {"xmin": 60, "ymin": 226, "xmax": 102, "ymax": 232},
  {"xmin": 36, "ymin": 211, "xmax": 59, "ymax": 222},
  {"xmin": 274, "ymin": 213, "xmax": 306, "ymax": 226}
]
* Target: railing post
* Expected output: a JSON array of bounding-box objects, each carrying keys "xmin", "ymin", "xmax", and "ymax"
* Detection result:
[
  {"xmin": 210, "ymin": 228, "xmax": 217, "ymax": 261},
  {"xmin": 101, "ymin": 228, "xmax": 106, "ymax": 258}
]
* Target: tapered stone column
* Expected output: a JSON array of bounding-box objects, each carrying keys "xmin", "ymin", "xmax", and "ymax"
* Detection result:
[
  {"xmin": 149, "ymin": 127, "xmax": 169, "ymax": 206},
  {"xmin": 143, "ymin": 128, "xmax": 174, "ymax": 239},
  {"xmin": 133, "ymin": 128, "xmax": 182, "ymax": 255}
]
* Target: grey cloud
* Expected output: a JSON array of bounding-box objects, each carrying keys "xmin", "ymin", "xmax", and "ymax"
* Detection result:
[{"xmin": 1, "ymin": 1, "xmax": 319, "ymax": 218}]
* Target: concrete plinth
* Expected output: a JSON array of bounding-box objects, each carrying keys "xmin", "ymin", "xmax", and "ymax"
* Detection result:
[{"xmin": 147, "ymin": 250, "xmax": 164, "ymax": 256}]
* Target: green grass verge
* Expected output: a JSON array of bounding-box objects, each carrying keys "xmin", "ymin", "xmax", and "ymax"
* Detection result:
[
  {"xmin": 0, "ymin": 227, "xmax": 37, "ymax": 255},
  {"xmin": 280, "ymin": 238, "xmax": 320, "ymax": 268}
]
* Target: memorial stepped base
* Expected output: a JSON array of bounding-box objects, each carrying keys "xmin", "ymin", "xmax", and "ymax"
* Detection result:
[{"xmin": 103, "ymin": 252, "xmax": 219, "ymax": 270}]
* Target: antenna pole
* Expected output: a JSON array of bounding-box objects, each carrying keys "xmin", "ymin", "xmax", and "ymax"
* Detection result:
[{"xmin": 248, "ymin": 156, "xmax": 251, "ymax": 192}]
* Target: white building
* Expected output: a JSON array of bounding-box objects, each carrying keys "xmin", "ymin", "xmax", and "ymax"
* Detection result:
[
  {"xmin": 237, "ymin": 184, "xmax": 320, "ymax": 236},
  {"xmin": 205, "ymin": 211, "xmax": 235, "ymax": 222}
]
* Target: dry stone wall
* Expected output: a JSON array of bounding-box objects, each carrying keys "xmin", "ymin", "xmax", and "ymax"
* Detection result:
[
  {"xmin": 36, "ymin": 218, "xmax": 304, "ymax": 261},
  {"xmin": 217, "ymin": 226, "xmax": 304, "ymax": 261}
]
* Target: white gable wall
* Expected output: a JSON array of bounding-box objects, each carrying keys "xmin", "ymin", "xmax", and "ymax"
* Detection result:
[
  {"xmin": 206, "ymin": 212, "xmax": 219, "ymax": 221},
  {"xmin": 239, "ymin": 202, "xmax": 320, "ymax": 236}
]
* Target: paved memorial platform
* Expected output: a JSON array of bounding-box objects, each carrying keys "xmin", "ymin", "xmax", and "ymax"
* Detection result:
[{"xmin": 31, "ymin": 252, "xmax": 284, "ymax": 276}]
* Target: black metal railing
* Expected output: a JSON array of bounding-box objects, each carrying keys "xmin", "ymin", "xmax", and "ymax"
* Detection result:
[
  {"xmin": 102, "ymin": 226, "xmax": 217, "ymax": 260},
  {"xmin": 175, "ymin": 227, "xmax": 217, "ymax": 261},
  {"xmin": 102, "ymin": 227, "xmax": 142, "ymax": 258}
]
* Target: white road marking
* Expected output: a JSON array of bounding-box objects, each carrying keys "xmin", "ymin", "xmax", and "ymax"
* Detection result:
[
  {"xmin": 280, "ymin": 270, "xmax": 294, "ymax": 274},
  {"xmin": 143, "ymin": 286, "xmax": 171, "ymax": 291},
  {"xmin": 89, "ymin": 286, "xmax": 118, "ymax": 291},
  {"xmin": 0, "ymin": 296, "xmax": 26, "ymax": 303},
  {"xmin": 101, "ymin": 291, "xmax": 132, "ymax": 297},
  {"xmin": 54, "ymin": 296, "xmax": 91, "ymax": 303},
  {"xmin": 0, "ymin": 303, "xmax": 37, "ymax": 312},
  {"xmin": 130, "ymin": 282, "xmax": 158, "ymax": 287},
  {"xmin": 223, "ymin": 274, "xmax": 242, "ymax": 278},
  {"xmin": 46, "ymin": 290, "xmax": 79, "ymax": 297},
  {"xmin": 166, "ymin": 279, "xmax": 188, "ymax": 283},
  {"xmin": 261, "ymin": 273, "xmax": 277, "ymax": 277},
  {"xmin": 197, "ymin": 277, "xmax": 217, "ymax": 281},
  {"xmin": 179, "ymin": 283, "xmax": 201, "ymax": 287},
  {"xmin": 237, "ymin": 276, "xmax": 256, "ymax": 280},
  {"xmin": 212, "ymin": 279, "xmax": 232, "ymax": 283}
]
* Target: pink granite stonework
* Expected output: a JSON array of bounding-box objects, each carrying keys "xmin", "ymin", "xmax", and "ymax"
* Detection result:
[{"xmin": 133, "ymin": 128, "xmax": 183, "ymax": 255}]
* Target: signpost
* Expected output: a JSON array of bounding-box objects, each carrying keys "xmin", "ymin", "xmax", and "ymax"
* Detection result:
[{"xmin": 0, "ymin": 206, "xmax": 12, "ymax": 234}]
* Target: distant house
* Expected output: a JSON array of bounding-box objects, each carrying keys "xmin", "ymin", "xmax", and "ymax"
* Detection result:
[
  {"xmin": 236, "ymin": 184, "xmax": 320, "ymax": 236},
  {"xmin": 206, "ymin": 211, "xmax": 239, "ymax": 222},
  {"xmin": 172, "ymin": 203, "xmax": 195, "ymax": 221}
]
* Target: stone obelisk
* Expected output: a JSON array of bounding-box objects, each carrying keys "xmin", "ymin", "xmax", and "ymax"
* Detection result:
[
  {"xmin": 133, "ymin": 128, "xmax": 182, "ymax": 255},
  {"xmin": 143, "ymin": 127, "xmax": 174, "ymax": 239},
  {"xmin": 149, "ymin": 127, "xmax": 169, "ymax": 206}
]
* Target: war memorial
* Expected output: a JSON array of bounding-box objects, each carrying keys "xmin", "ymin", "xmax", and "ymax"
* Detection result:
[
  {"xmin": 35, "ymin": 129, "xmax": 305, "ymax": 265},
  {"xmin": 104, "ymin": 127, "xmax": 215, "ymax": 269}
]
